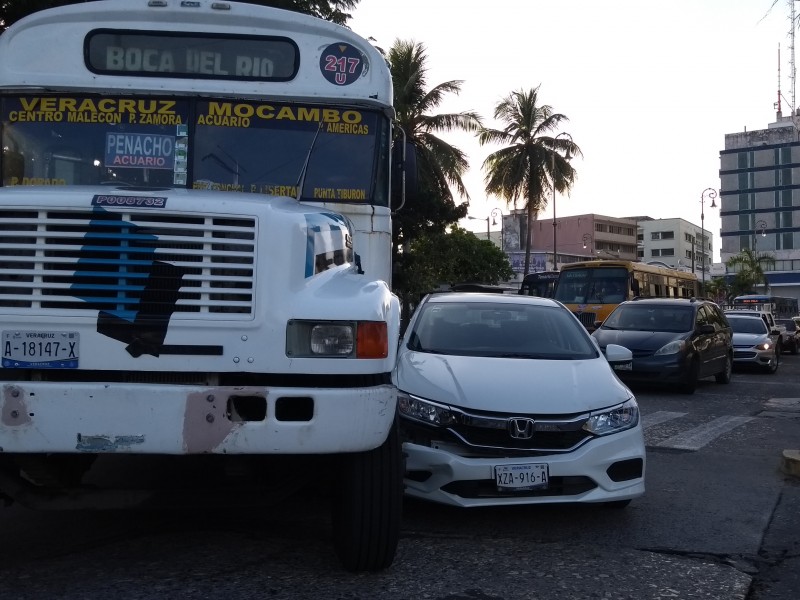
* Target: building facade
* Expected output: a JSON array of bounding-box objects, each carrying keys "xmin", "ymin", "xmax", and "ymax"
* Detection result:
[
  {"xmin": 720, "ymin": 114, "xmax": 800, "ymax": 299},
  {"xmin": 636, "ymin": 217, "xmax": 713, "ymax": 275}
]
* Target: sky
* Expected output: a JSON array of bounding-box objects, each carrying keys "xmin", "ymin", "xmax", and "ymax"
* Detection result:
[{"xmin": 350, "ymin": 0, "xmax": 796, "ymax": 262}]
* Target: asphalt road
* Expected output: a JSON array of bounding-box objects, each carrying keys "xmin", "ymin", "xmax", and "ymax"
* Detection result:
[{"xmin": 0, "ymin": 356, "xmax": 798, "ymax": 600}]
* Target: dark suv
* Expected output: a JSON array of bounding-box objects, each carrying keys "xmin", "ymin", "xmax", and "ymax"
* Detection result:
[{"xmin": 592, "ymin": 298, "xmax": 733, "ymax": 394}]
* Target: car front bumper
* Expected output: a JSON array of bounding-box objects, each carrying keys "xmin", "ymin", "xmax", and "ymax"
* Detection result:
[
  {"xmin": 733, "ymin": 347, "xmax": 776, "ymax": 368},
  {"xmin": 402, "ymin": 426, "xmax": 646, "ymax": 508},
  {"xmin": 610, "ymin": 353, "xmax": 688, "ymax": 385}
]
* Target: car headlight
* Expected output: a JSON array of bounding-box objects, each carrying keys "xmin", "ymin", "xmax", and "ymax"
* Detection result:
[
  {"xmin": 655, "ymin": 339, "xmax": 686, "ymax": 356},
  {"xmin": 397, "ymin": 392, "xmax": 457, "ymax": 427},
  {"xmin": 755, "ymin": 341, "xmax": 771, "ymax": 351},
  {"xmin": 583, "ymin": 398, "xmax": 639, "ymax": 436}
]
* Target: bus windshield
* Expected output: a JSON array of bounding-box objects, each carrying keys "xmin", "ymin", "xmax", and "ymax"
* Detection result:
[
  {"xmin": 553, "ymin": 267, "xmax": 629, "ymax": 304},
  {"xmin": 2, "ymin": 95, "xmax": 390, "ymax": 205}
]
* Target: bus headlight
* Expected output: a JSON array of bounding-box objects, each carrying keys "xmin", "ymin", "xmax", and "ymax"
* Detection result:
[{"xmin": 286, "ymin": 320, "xmax": 388, "ymax": 358}]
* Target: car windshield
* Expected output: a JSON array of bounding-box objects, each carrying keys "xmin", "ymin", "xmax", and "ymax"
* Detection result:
[
  {"xmin": 728, "ymin": 317, "xmax": 768, "ymax": 334},
  {"xmin": 602, "ymin": 304, "xmax": 694, "ymax": 333},
  {"xmin": 406, "ymin": 301, "xmax": 597, "ymax": 360}
]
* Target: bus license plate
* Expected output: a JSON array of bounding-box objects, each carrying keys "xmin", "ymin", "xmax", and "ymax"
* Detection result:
[
  {"xmin": 2, "ymin": 331, "xmax": 80, "ymax": 368},
  {"xmin": 495, "ymin": 463, "xmax": 549, "ymax": 491}
]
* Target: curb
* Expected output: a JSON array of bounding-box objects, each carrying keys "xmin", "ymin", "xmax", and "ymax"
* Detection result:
[{"xmin": 781, "ymin": 449, "xmax": 800, "ymax": 478}]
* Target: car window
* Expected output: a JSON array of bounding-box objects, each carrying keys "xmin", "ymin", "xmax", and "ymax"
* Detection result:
[
  {"xmin": 708, "ymin": 304, "xmax": 729, "ymax": 330},
  {"xmin": 408, "ymin": 301, "xmax": 597, "ymax": 360},
  {"xmin": 603, "ymin": 304, "xmax": 693, "ymax": 333},
  {"xmin": 727, "ymin": 317, "xmax": 768, "ymax": 334},
  {"xmin": 696, "ymin": 305, "xmax": 710, "ymax": 328}
]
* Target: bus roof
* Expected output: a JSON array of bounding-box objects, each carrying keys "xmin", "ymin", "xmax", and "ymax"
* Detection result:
[
  {"xmin": 559, "ymin": 259, "xmax": 699, "ymax": 280},
  {"xmin": 0, "ymin": 0, "xmax": 392, "ymax": 111}
]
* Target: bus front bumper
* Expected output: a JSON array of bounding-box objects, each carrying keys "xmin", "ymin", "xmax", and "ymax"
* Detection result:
[{"xmin": 1, "ymin": 382, "xmax": 396, "ymax": 454}]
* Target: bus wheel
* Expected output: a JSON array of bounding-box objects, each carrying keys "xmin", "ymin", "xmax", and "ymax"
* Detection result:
[{"xmin": 331, "ymin": 418, "xmax": 403, "ymax": 572}]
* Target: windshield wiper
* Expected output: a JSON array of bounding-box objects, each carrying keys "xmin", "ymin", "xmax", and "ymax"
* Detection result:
[{"xmin": 295, "ymin": 122, "xmax": 324, "ymax": 201}]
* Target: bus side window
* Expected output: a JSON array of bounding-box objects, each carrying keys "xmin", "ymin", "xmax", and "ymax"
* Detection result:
[{"xmin": 630, "ymin": 275, "xmax": 640, "ymax": 297}]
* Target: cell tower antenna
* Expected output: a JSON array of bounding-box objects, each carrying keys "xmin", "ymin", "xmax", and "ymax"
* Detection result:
[
  {"xmin": 778, "ymin": 44, "xmax": 783, "ymax": 117},
  {"xmin": 791, "ymin": 0, "xmax": 797, "ymax": 113}
]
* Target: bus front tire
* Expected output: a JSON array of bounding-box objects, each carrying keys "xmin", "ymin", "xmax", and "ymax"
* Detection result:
[{"xmin": 331, "ymin": 418, "xmax": 403, "ymax": 572}]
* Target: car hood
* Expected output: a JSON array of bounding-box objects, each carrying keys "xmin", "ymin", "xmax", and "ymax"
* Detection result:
[
  {"xmin": 731, "ymin": 332, "xmax": 769, "ymax": 345},
  {"xmin": 594, "ymin": 329, "xmax": 685, "ymax": 352},
  {"xmin": 393, "ymin": 351, "xmax": 632, "ymax": 414}
]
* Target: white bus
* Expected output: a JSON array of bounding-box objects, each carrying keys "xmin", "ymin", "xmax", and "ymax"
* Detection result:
[{"xmin": 0, "ymin": 0, "xmax": 412, "ymax": 571}]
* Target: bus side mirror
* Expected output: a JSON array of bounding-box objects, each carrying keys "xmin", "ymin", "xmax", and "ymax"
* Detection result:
[{"xmin": 391, "ymin": 138, "xmax": 418, "ymax": 212}]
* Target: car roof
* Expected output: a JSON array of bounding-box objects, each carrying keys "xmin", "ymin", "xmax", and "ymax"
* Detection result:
[
  {"xmin": 618, "ymin": 297, "xmax": 707, "ymax": 307},
  {"xmin": 425, "ymin": 292, "xmax": 559, "ymax": 307}
]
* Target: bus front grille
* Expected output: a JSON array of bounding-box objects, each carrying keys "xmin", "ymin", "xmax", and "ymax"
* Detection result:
[
  {"xmin": 0, "ymin": 208, "xmax": 256, "ymax": 316},
  {"xmin": 573, "ymin": 311, "xmax": 597, "ymax": 328}
]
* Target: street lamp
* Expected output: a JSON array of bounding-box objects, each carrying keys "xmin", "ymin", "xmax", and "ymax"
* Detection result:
[
  {"xmin": 582, "ymin": 233, "xmax": 592, "ymax": 252},
  {"xmin": 754, "ymin": 219, "xmax": 767, "ymax": 251},
  {"xmin": 700, "ymin": 187, "xmax": 718, "ymax": 295},
  {"xmin": 552, "ymin": 132, "xmax": 574, "ymax": 271},
  {"xmin": 490, "ymin": 208, "xmax": 502, "ymax": 248},
  {"xmin": 468, "ymin": 208, "xmax": 502, "ymax": 242}
]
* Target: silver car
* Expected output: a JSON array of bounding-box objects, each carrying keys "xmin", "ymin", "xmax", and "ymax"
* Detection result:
[{"xmin": 725, "ymin": 312, "xmax": 779, "ymax": 373}]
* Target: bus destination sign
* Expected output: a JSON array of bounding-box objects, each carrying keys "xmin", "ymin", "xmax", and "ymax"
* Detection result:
[{"xmin": 86, "ymin": 30, "xmax": 299, "ymax": 81}]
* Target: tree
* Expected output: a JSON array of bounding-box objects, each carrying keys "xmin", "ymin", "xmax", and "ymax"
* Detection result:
[
  {"xmin": 704, "ymin": 276, "xmax": 732, "ymax": 306},
  {"xmin": 726, "ymin": 248, "xmax": 775, "ymax": 295},
  {"xmin": 386, "ymin": 40, "xmax": 483, "ymax": 319},
  {"xmin": 479, "ymin": 86, "xmax": 581, "ymax": 275},
  {"xmin": 401, "ymin": 227, "xmax": 513, "ymax": 306},
  {"xmin": 0, "ymin": 0, "xmax": 359, "ymax": 29}
]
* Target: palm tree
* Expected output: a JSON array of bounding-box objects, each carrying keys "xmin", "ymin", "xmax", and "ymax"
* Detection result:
[
  {"xmin": 726, "ymin": 248, "xmax": 775, "ymax": 294},
  {"xmin": 387, "ymin": 40, "xmax": 483, "ymax": 326},
  {"xmin": 704, "ymin": 276, "xmax": 732, "ymax": 306},
  {"xmin": 388, "ymin": 40, "xmax": 483, "ymax": 204},
  {"xmin": 479, "ymin": 86, "xmax": 581, "ymax": 275}
]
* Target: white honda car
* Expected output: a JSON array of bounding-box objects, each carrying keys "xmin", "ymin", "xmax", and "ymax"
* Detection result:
[{"xmin": 394, "ymin": 292, "xmax": 645, "ymax": 508}]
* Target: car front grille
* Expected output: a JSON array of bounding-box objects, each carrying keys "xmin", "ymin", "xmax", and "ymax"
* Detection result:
[
  {"xmin": 403, "ymin": 408, "xmax": 594, "ymax": 455},
  {"xmin": 733, "ymin": 350, "xmax": 758, "ymax": 359},
  {"xmin": 0, "ymin": 208, "xmax": 256, "ymax": 317}
]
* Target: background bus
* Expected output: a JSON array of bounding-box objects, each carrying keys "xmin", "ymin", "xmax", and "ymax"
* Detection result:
[
  {"xmin": 518, "ymin": 270, "xmax": 559, "ymax": 298},
  {"xmin": 731, "ymin": 295, "xmax": 799, "ymax": 319},
  {"xmin": 553, "ymin": 260, "xmax": 700, "ymax": 329}
]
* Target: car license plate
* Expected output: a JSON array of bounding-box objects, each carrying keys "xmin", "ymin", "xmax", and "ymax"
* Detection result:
[
  {"xmin": 613, "ymin": 362, "xmax": 632, "ymax": 371},
  {"xmin": 2, "ymin": 331, "xmax": 80, "ymax": 368},
  {"xmin": 495, "ymin": 463, "xmax": 549, "ymax": 491}
]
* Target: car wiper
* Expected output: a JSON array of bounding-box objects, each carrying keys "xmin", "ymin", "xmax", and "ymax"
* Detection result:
[{"xmin": 495, "ymin": 352, "xmax": 564, "ymax": 359}]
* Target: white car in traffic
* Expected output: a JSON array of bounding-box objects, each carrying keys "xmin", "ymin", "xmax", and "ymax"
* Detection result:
[{"xmin": 393, "ymin": 292, "xmax": 645, "ymax": 508}]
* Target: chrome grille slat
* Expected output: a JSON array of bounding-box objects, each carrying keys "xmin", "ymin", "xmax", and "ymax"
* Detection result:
[{"xmin": 0, "ymin": 208, "xmax": 256, "ymax": 316}]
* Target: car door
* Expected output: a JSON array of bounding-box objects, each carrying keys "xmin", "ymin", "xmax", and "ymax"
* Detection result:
[
  {"xmin": 695, "ymin": 305, "xmax": 721, "ymax": 376},
  {"xmin": 707, "ymin": 304, "xmax": 732, "ymax": 371}
]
